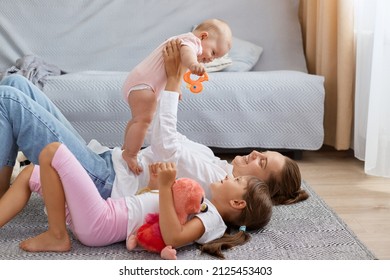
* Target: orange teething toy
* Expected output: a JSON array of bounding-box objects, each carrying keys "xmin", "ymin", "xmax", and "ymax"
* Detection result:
[{"xmin": 183, "ymin": 71, "xmax": 209, "ymax": 94}]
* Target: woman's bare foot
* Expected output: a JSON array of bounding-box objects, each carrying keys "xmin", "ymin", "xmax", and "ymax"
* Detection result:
[{"xmin": 19, "ymin": 230, "xmax": 71, "ymax": 252}]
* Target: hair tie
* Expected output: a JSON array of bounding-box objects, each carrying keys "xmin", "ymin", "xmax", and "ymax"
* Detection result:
[{"xmin": 239, "ymin": 225, "xmax": 246, "ymax": 232}]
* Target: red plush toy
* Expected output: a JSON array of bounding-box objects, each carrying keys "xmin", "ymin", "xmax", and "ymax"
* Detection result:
[{"xmin": 126, "ymin": 178, "xmax": 208, "ymax": 259}]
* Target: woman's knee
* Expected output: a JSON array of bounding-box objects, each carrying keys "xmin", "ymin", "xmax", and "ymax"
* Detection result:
[
  {"xmin": 39, "ymin": 142, "xmax": 62, "ymax": 165},
  {"xmin": 0, "ymin": 74, "xmax": 29, "ymax": 87}
]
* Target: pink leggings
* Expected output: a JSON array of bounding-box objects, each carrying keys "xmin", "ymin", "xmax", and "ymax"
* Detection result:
[{"xmin": 29, "ymin": 144, "xmax": 128, "ymax": 247}]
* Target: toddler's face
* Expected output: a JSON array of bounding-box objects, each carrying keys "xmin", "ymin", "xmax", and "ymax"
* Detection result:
[{"xmin": 210, "ymin": 175, "xmax": 250, "ymax": 203}]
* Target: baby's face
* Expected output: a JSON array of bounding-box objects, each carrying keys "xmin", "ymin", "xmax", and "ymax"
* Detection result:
[{"xmin": 198, "ymin": 35, "xmax": 231, "ymax": 63}]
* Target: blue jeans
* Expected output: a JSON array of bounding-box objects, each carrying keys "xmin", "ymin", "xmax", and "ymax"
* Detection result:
[{"xmin": 0, "ymin": 74, "xmax": 114, "ymax": 199}]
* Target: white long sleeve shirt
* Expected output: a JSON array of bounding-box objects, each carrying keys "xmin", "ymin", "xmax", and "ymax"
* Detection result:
[{"xmin": 109, "ymin": 90, "xmax": 233, "ymax": 199}]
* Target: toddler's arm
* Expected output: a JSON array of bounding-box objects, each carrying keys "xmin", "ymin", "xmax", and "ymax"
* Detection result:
[{"xmin": 157, "ymin": 162, "xmax": 205, "ymax": 248}]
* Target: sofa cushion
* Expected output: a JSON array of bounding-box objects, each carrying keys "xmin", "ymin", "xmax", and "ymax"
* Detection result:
[
  {"xmin": 204, "ymin": 54, "xmax": 232, "ymax": 72},
  {"xmin": 222, "ymin": 37, "xmax": 263, "ymax": 72},
  {"xmin": 43, "ymin": 70, "xmax": 325, "ymax": 149}
]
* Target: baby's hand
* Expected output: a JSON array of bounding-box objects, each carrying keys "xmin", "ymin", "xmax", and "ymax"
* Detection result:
[
  {"xmin": 122, "ymin": 151, "xmax": 143, "ymax": 175},
  {"xmin": 189, "ymin": 63, "xmax": 206, "ymax": 76}
]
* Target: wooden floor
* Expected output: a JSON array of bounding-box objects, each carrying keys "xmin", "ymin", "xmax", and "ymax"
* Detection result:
[{"xmin": 297, "ymin": 146, "xmax": 390, "ymax": 260}]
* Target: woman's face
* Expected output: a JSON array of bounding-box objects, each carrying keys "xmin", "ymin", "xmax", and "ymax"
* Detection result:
[{"xmin": 231, "ymin": 151, "xmax": 285, "ymax": 181}]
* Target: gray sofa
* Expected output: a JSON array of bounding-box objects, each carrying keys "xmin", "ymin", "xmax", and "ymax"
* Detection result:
[{"xmin": 0, "ymin": 0, "xmax": 325, "ymax": 156}]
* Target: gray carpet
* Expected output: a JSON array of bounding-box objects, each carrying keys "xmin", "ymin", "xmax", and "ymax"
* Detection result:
[{"xmin": 0, "ymin": 181, "xmax": 376, "ymax": 260}]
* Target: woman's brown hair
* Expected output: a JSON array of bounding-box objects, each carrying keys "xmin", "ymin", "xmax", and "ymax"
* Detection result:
[
  {"xmin": 266, "ymin": 156, "xmax": 309, "ymax": 205},
  {"xmin": 199, "ymin": 177, "xmax": 272, "ymax": 259}
]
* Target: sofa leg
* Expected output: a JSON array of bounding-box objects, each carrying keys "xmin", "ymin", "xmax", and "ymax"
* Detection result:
[
  {"xmin": 211, "ymin": 147, "xmax": 304, "ymax": 160},
  {"xmin": 291, "ymin": 150, "xmax": 303, "ymax": 160},
  {"xmin": 277, "ymin": 150, "xmax": 303, "ymax": 160}
]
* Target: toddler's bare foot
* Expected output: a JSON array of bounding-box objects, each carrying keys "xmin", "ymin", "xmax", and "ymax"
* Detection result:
[{"xmin": 19, "ymin": 230, "xmax": 71, "ymax": 252}]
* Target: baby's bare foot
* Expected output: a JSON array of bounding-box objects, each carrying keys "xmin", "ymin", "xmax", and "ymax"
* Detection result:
[{"xmin": 19, "ymin": 230, "xmax": 71, "ymax": 252}]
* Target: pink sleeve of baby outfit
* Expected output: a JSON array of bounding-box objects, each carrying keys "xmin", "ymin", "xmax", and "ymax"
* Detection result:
[{"xmin": 179, "ymin": 32, "xmax": 203, "ymax": 56}]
